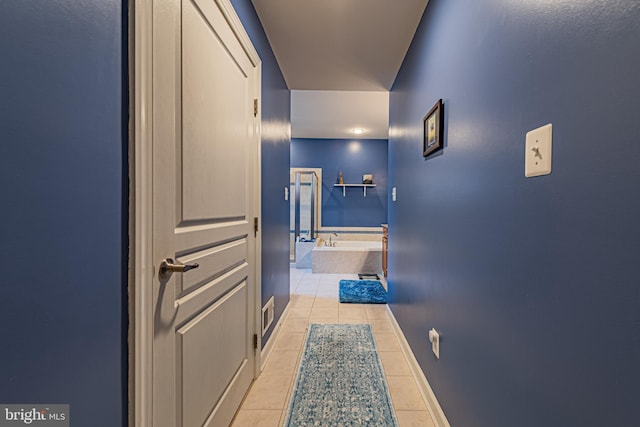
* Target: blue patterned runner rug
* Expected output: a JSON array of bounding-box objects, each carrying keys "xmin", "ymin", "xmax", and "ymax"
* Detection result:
[{"xmin": 283, "ymin": 324, "xmax": 398, "ymax": 426}]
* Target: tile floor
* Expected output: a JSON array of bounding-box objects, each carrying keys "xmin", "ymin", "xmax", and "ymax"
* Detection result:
[{"xmin": 231, "ymin": 268, "xmax": 435, "ymax": 427}]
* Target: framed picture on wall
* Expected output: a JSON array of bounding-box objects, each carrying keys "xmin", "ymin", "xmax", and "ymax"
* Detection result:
[{"xmin": 423, "ymin": 98, "xmax": 443, "ymax": 158}]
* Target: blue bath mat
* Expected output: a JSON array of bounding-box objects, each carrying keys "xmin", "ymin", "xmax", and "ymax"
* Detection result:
[
  {"xmin": 283, "ymin": 324, "xmax": 398, "ymax": 427},
  {"xmin": 339, "ymin": 280, "xmax": 387, "ymax": 304}
]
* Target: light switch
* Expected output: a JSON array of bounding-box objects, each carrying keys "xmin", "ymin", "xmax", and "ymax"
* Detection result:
[
  {"xmin": 525, "ymin": 123, "xmax": 552, "ymax": 177},
  {"xmin": 428, "ymin": 328, "xmax": 440, "ymax": 359},
  {"xmin": 284, "ymin": 187, "xmax": 289, "ymax": 201},
  {"xmin": 392, "ymin": 187, "xmax": 397, "ymax": 202}
]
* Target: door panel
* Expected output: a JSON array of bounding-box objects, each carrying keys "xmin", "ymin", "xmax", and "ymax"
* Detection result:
[
  {"xmin": 181, "ymin": 0, "xmax": 248, "ymax": 222},
  {"xmin": 152, "ymin": 0, "xmax": 260, "ymax": 425},
  {"xmin": 178, "ymin": 282, "xmax": 248, "ymax": 427},
  {"xmin": 176, "ymin": 239, "xmax": 247, "ymax": 296},
  {"xmin": 175, "ymin": 263, "xmax": 249, "ymax": 326},
  {"xmin": 175, "ymin": 221, "xmax": 248, "ymax": 253}
]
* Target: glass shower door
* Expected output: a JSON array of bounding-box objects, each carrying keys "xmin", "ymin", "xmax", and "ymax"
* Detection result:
[{"xmin": 290, "ymin": 170, "xmax": 318, "ymax": 264}]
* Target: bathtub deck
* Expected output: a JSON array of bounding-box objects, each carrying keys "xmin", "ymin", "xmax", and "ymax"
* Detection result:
[{"xmin": 312, "ymin": 244, "xmax": 382, "ymax": 274}]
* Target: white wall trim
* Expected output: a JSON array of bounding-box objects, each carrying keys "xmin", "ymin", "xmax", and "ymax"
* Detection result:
[
  {"xmin": 214, "ymin": 0, "xmax": 260, "ymax": 66},
  {"xmin": 386, "ymin": 306, "xmax": 451, "ymax": 427},
  {"xmin": 260, "ymin": 300, "xmax": 291, "ymax": 371},
  {"xmin": 131, "ymin": 0, "xmax": 154, "ymax": 425},
  {"xmin": 252, "ymin": 60, "xmax": 263, "ymax": 379}
]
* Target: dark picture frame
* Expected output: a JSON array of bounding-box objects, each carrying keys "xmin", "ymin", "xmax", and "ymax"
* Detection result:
[{"xmin": 423, "ymin": 99, "xmax": 443, "ymax": 158}]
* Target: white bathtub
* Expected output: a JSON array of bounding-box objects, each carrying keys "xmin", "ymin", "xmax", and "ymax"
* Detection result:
[
  {"xmin": 312, "ymin": 240, "xmax": 382, "ymax": 274},
  {"xmin": 315, "ymin": 241, "xmax": 381, "ymax": 250}
]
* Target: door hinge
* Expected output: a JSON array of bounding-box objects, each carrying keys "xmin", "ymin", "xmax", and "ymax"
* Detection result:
[
  {"xmin": 253, "ymin": 334, "xmax": 258, "ymax": 350},
  {"xmin": 253, "ymin": 98, "xmax": 258, "ymax": 117},
  {"xmin": 254, "ymin": 217, "xmax": 259, "ymax": 236}
]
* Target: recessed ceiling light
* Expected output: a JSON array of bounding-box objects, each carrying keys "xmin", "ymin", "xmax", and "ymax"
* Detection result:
[{"xmin": 352, "ymin": 128, "xmax": 365, "ymax": 135}]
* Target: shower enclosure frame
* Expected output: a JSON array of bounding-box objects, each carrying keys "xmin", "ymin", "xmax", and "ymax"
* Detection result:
[{"xmin": 290, "ymin": 168, "xmax": 321, "ymax": 262}]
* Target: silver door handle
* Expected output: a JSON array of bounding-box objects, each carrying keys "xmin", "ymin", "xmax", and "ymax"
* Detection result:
[{"xmin": 159, "ymin": 258, "xmax": 199, "ymax": 279}]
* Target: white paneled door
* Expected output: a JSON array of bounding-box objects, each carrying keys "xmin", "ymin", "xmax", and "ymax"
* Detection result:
[{"xmin": 151, "ymin": 0, "xmax": 261, "ymax": 426}]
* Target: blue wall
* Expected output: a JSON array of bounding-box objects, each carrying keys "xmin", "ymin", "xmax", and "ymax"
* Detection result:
[
  {"xmin": 0, "ymin": 0, "xmax": 126, "ymax": 425},
  {"xmin": 292, "ymin": 138, "xmax": 388, "ymax": 228},
  {"xmin": 231, "ymin": 0, "xmax": 291, "ymax": 346},
  {"xmin": 388, "ymin": 1, "xmax": 640, "ymax": 426}
]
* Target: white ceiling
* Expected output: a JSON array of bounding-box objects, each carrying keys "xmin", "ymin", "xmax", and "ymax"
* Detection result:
[
  {"xmin": 251, "ymin": 0, "xmax": 428, "ymax": 139},
  {"xmin": 291, "ymin": 91, "xmax": 389, "ymax": 139}
]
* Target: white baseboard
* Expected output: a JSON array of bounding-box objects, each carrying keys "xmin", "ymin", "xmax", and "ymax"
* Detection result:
[
  {"xmin": 260, "ymin": 299, "xmax": 291, "ymax": 371},
  {"xmin": 386, "ymin": 306, "xmax": 451, "ymax": 427}
]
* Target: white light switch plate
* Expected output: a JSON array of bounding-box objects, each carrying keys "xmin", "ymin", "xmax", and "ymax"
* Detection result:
[
  {"xmin": 392, "ymin": 187, "xmax": 397, "ymax": 202},
  {"xmin": 429, "ymin": 328, "xmax": 440, "ymax": 359},
  {"xmin": 525, "ymin": 123, "xmax": 552, "ymax": 177}
]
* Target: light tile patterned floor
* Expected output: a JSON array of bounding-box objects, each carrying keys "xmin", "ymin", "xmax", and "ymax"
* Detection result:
[{"xmin": 231, "ymin": 268, "xmax": 435, "ymax": 427}]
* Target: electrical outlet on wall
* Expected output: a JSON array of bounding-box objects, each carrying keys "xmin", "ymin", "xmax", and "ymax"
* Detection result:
[{"xmin": 429, "ymin": 328, "xmax": 440, "ymax": 359}]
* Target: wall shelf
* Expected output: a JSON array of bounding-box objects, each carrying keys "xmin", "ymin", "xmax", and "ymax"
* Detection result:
[{"xmin": 334, "ymin": 184, "xmax": 376, "ymax": 197}]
